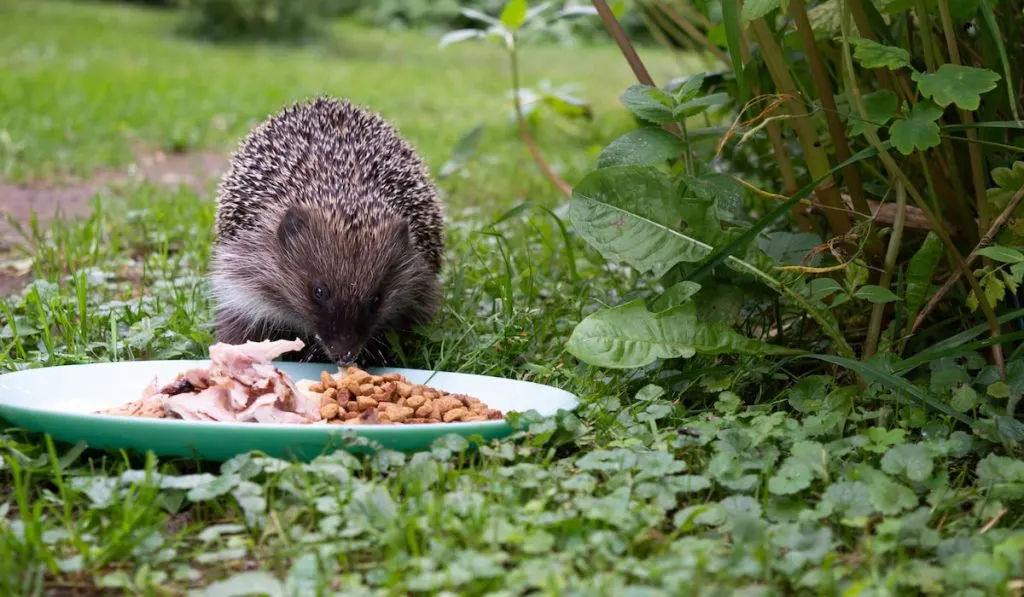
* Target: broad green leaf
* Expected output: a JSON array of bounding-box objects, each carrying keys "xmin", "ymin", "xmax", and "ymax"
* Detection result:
[
  {"xmin": 820, "ymin": 481, "xmax": 875, "ymax": 519},
  {"xmin": 854, "ymin": 285, "xmax": 898, "ymax": 303},
  {"xmin": 976, "ymin": 246, "xmax": 1024, "ymax": 263},
  {"xmin": 881, "ymin": 444, "xmax": 935, "ymax": 482},
  {"xmin": 768, "ymin": 462, "xmax": 813, "ymax": 495},
  {"xmin": 912, "ymin": 64, "xmax": 1001, "ymax": 110},
  {"xmin": 568, "ymin": 166, "xmax": 710, "ymax": 278},
  {"xmin": 848, "ymin": 89, "xmax": 899, "ymax": 136},
  {"xmin": 951, "ymin": 386, "xmax": 979, "ymax": 412},
  {"xmin": 189, "ymin": 572, "xmax": 284, "ymax": 597},
  {"xmin": 976, "ymin": 454, "xmax": 1024, "ymax": 499},
  {"xmin": 889, "ymin": 102, "xmax": 942, "ymax": 155},
  {"xmin": 651, "ymin": 281, "xmax": 702, "ymax": 312},
  {"xmin": 742, "ymin": 0, "xmax": 781, "ymax": 23},
  {"xmin": 439, "ymin": 29, "xmax": 485, "ymax": 48},
  {"xmin": 844, "ymin": 36, "xmax": 910, "ymax": 70},
  {"xmin": 758, "ymin": 231, "xmax": 822, "ymax": 266},
  {"xmin": 566, "ymin": 298, "xmax": 800, "ymax": 369},
  {"xmin": 868, "ymin": 474, "xmax": 918, "ymax": 515},
  {"xmin": 619, "ymin": 85, "xmax": 676, "ymax": 124},
  {"xmin": 597, "ymin": 128, "xmax": 684, "ymax": 169},
  {"xmin": 905, "ymin": 231, "xmax": 942, "ymax": 323},
  {"xmin": 685, "ymin": 172, "xmax": 747, "ymax": 220},
  {"xmin": 500, "ymin": 0, "xmax": 529, "ymax": 31}
]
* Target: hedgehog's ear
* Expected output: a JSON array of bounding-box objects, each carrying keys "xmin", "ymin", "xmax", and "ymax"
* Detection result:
[{"xmin": 277, "ymin": 205, "xmax": 307, "ymax": 249}]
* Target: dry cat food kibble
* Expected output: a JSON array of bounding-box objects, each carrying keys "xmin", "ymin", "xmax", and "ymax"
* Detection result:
[{"xmin": 298, "ymin": 367, "xmax": 504, "ymax": 425}]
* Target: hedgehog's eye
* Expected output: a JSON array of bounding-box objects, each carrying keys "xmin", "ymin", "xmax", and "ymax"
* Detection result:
[
  {"xmin": 312, "ymin": 281, "xmax": 329, "ymax": 304},
  {"xmin": 369, "ymin": 292, "xmax": 382, "ymax": 310}
]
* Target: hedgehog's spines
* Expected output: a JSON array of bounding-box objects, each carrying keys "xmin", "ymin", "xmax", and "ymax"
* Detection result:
[{"xmin": 213, "ymin": 95, "xmax": 444, "ymax": 273}]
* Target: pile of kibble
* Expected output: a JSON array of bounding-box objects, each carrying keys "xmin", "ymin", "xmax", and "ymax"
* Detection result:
[{"xmin": 305, "ymin": 367, "xmax": 504, "ymax": 425}]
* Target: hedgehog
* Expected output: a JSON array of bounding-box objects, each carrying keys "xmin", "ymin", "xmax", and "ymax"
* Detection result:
[{"xmin": 208, "ymin": 96, "xmax": 445, "ymax": 366}]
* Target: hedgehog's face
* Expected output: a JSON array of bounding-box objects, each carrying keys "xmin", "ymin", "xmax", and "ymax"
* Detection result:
[{"xmin": 273, "ymin": 204, "xmax": 438, "ymax": 365}]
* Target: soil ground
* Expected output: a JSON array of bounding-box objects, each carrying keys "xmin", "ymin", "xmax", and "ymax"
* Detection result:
[{"xmin": 0, "ymin": 150, "xmax": 228, "ymax": 296}]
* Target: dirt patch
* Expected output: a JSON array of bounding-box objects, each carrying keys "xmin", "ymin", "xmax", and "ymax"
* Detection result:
[{"xmin": 0, "ymin": 149, "xmax": 229, "ymax": 296}]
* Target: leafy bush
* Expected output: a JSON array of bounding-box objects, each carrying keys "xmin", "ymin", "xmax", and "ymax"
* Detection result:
[
  {"xmin": 445, "ymin": 0, "xmax": 1024, "ymax": 443},
  {"xmin": 178, "ymin": 0, "xmax": 332, "ymax": 42}
]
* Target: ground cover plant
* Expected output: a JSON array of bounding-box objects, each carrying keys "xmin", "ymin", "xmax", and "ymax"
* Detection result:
[{"xmin": 1, "ymin": 0, "xmax": 1024, "ymax": 595}]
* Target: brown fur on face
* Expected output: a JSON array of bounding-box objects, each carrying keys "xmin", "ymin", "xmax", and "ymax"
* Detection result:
[
  {"xmin": 270, "ymin": 202, "xmax": 439, "ymax": 364},
  {"xmin": 208, "ymin": 96, "xmax": 445, "ymax": 365}
]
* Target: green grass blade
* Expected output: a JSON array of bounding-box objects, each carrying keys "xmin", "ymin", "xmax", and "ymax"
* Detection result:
[
  {"xmin": 720, "ymin": 0, "xmax": 747, "ymax": 104},
  {"xmin": 978, "ymin": 0, "xmax": 1020, "ymax": 122},
  {"xmin": 896, "ymin": 307, "xmax": 1024, "ymax": 373},
  {"xmin": 804, "ymin": 354, "xmax": 974, "ymax": 425}
]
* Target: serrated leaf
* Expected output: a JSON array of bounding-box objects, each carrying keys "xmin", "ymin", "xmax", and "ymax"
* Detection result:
[
  {"xmin": 845, "ymin": 36, "xmax": 910, "ymax": 70},
  {"xmin": 847, "ymin": 89, "xmax": 899, "ymax": 136},
  {"xmin": 674, "ymin": 93, "xmax": 730, "ymax": 119},
  {"xmin": 500, "ymin": 0, "xmax": 529, "ymax": 30},
  {"xmin": 912, "ymin": 64, "xmax": 1000, "ymax": 110},
  {"xmin": 619, "ymin": 85, "xmax": 675, "ymax": 124},
  {"xmin": 742, "ymin": 0, "xmax": 782, "ymax": 23},
  {"xmin": 889, "ymin": 102, "xmax": 942, "ymax": 155},
  {"xmin": 977, "ymin": 246, "xmax": 1024, "ymax": 263},
  {"xmin": 854, "ymin": 285, "xmax": 899, "ymax": 303},
  {"xmin": 597, "ymin": 128, "xmax": 684, "ymax": 169},
  {"xmin": 566, "ymin": 298, "xmax": 799, "ymax": 369},
  {"xmin": 905, "ymin": 231, "xmax": 942, "ymax": 322},
  {"xmin": 672, "ymin": 73, "xmax": 705, "ymax": 103},
  {"xmin": 986, "ymin": 161, "xmax": 1024, "ymax": 211}
]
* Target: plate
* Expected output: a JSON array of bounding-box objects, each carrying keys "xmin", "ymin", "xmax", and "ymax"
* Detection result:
[{"xmin": 0, "ymin": 360, "xmax": 578, "ymax": 462}]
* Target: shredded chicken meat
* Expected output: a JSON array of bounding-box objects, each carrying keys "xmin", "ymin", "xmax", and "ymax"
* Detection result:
[{"xmin": 98, "ymin": 338, "xmax": 323, "ymax": 424}]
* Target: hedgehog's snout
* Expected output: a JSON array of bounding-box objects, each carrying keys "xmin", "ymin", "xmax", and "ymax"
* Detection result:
[{"xmin": 317, "ymin": 333, "xmax": 363, "ymax": 366}]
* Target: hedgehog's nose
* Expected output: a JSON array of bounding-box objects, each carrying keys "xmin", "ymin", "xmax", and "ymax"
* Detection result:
[{"xmin": 337, "ymin": 351, "xmax": 356, "ymax": 366}]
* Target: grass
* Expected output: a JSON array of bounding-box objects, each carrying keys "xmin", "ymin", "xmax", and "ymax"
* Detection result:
[{"xmin": 2, "ymin": 1, "xmax": 1024, "ymax": 596}]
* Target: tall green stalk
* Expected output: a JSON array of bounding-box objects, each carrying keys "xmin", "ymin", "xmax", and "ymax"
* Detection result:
[{"xmin": 838, "ymin": 0, "xmax": 1006, "ymax": 377}]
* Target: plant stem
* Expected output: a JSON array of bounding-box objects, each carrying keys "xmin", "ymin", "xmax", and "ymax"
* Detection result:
[
  {"xmin": 839, "ymin": 0, "xmax": 1006, "ymax": 377},
  {"xmin": 749, "ymin": 20, "xmax": 853, "ymax": 240},
  {"xmin": 508, "ymin": 41, "xmax": 572, "ymax": 197},
  {"xmin": 910, "ymin": 186, "xmax": 1024, "ymax": 333},
  {"xmin": 789, "ymin": 0, "xmax": 880, "ymax": 260},
  {"xmin": 592, "ymin": 0, "xmax": 656, "ymax": 87},
  {"xmin": 766, "ymin": 120, "xmax": 814, "ymax": 231},
  {"xmin": 864, "ymin": 179, "xmax": 907, "ymax": 359},
  {"xmin": 936, "ymin": 0, "xmax": 990, "ymax": 238},
  {"xmin": 650, "ymin": 0, "xmax": 730, "ymax": 65}
]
